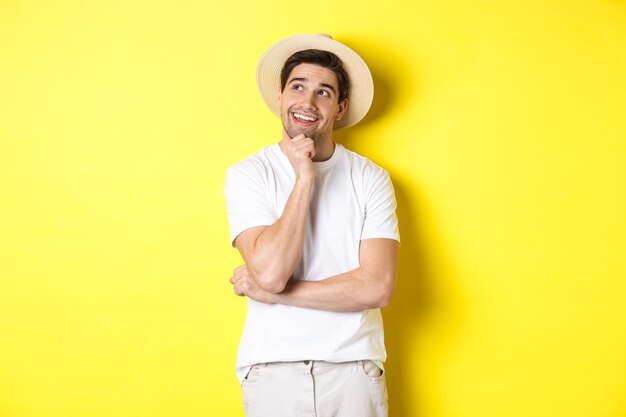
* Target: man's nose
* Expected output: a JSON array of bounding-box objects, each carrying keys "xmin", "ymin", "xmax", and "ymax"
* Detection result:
[{"xmin": 300, "ymin": 92, "xmax": 317, "ymax": 109}]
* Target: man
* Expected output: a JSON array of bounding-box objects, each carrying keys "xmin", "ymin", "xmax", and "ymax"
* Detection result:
[{"xmin": 225, "ymin": 34, "xmax": 400, "ymax": 417}]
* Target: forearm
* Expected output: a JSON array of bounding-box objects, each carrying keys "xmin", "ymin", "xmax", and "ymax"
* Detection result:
[
  {"xmin": 268, "ymin": 267, "xmax": 394, "ymax": 312},
  {"xmin": 242, "ymin": 176, "xmax": 314, "ymax": 292}
]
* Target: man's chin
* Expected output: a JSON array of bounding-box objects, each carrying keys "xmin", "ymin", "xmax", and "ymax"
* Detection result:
[{"xmin": 285, "ymin": 126, "xmax": 318, "ymax": 141}]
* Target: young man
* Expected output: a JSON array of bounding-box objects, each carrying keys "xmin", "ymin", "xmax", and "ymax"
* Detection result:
[{"xmin": 225, "ymin": 34, "xmax": 400, "ymax": 417}]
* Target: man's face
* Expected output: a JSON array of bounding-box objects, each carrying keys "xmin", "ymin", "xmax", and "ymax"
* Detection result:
[{"xmin": 279, "ymin": 63, "xmax": 348, "ymax": 143}]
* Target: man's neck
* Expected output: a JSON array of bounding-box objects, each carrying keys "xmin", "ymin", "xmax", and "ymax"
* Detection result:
[{"xmin": 312, "ymin": 139, "xmax": 335, "ymax": 162}]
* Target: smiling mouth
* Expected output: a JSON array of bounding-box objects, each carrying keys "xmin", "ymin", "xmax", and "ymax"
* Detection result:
[{"xmin": 292, "ymin": 112, "xmax": 319, "ymax": 124}]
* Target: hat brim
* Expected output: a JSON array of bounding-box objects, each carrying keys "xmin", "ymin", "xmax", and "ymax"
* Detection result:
[{"xmin": 256, "ymin": 34, "xmax": 374, "ymax": 129}]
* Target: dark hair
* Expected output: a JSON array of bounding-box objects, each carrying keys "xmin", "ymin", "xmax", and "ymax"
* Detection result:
[{"xmin": 280, "ymin": 49, "xmax": 350, "ymax": 103}]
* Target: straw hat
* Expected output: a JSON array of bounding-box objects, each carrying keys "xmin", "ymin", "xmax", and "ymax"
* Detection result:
[{"xmin": 256, "ymin": 34, "xmax": 374, "ymax": 129}]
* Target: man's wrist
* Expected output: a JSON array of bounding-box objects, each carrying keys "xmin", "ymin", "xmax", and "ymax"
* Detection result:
[
  {"xmin": 294, "ymin": 174, "xmax": 315, "ymax": 187},
  {"xmin": 256, "ymin": 288, "xmax": 278, "ymax": 305}
]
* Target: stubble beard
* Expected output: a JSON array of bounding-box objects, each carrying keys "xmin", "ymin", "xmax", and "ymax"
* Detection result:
[
  {"xmin": 283, "ymin": 123, "xmax": 322, "ymax": 142},
  {"xmin": 282, "ymin": 106, "xmax": 328, "ymax": 142}
]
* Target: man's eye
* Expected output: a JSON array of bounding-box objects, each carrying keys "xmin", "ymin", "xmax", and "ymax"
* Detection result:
[
  {"xmin": 318, "ymin": 90, "xmax": 330, "ymax": 97},
  {"xmin": 294, "ymin": 85, "xmax": 303, "ymax": 91}
]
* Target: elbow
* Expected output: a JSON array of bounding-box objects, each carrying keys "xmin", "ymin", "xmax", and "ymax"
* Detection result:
[
  {"xmin": 376, "ymin": 291, "xmax": 393, "ymax": 308},
  {"xmin": 254, "ymin": 271, "xmax": 289, "ymax": 294},
  {"xmin": 244, "ymin": 260, "xmax": 291, "ymax": 293},
  {"xmin": 369, "ymin": 274, "xmax": 396, "ymax": 309},
  {"xmin": 372, "ymin": 288, "xmax": 393, "ymax": 308}
]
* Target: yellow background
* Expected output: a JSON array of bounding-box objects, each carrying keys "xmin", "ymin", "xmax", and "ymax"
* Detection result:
[{"xmin": 1, "ymin": 0, "xmax": 625, "ymax": 416}]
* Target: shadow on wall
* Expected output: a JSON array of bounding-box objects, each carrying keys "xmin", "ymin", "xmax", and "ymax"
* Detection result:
[
  {"xmin": 336, "ymin": 40, "xmax": 439, "ymax": 416},
  {"xmin": 384, "ymin": 181, "xmax": 435, "ymax": 417}
]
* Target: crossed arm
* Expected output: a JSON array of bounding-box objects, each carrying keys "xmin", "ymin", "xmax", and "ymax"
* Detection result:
[{"xmin": 231, "ymin": 236, "xmax": 398, "ymax": 312}]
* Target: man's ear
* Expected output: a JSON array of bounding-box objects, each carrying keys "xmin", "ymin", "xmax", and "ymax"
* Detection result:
[{"xmin": 335, "ymin": 99, "xmax": 349, "ymax": 121}]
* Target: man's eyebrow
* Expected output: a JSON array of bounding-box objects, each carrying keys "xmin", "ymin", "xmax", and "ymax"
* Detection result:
[
  {"xmin": 288, "ymin": 77, "xmax": 337, "ymax": 95},
  {"xmin": 320, "ymin": 83, "xmax": 337, "ymax": 94}
]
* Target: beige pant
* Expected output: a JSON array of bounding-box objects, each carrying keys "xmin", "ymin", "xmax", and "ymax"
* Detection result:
[{"xmin": 241, "ymin": 360, "xmax": 388, "ymax": 417}]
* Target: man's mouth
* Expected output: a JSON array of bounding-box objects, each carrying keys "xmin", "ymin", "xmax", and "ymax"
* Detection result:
[{"xmin": 292, "ymin": 112, "xmax": 319, "ymax": 124}]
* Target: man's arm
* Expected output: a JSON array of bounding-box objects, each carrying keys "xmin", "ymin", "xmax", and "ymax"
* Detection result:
[
  {"xmin": 234, "ymin": 134, "xmax": 315, "ymax": 293},
  {"xmin": 230, "ymin": 238, "xmax": 399, "ymax": 312}
]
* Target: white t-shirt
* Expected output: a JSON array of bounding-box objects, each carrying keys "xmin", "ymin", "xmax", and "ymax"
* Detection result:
[{"xmin": 225, "ymin": 143, "xmax": 400, "ymax": 384}]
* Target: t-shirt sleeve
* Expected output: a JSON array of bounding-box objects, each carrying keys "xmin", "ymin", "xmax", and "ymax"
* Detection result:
[
  {"xmin": 361, "ymin": 168, "xmax": 400, "ymax": 243},
  {"xmin": 224, "ymin": 162, "xmax": 277, "ymax": 246}
]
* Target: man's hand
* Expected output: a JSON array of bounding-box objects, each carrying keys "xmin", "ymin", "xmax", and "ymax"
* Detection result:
[
  {"xmin": 230, "ymin": 265, "xmax": 274, "ymax": 304},
  {"xmin": 280, "ymin": 133, "xmax": 316, "ymax": 180}
]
